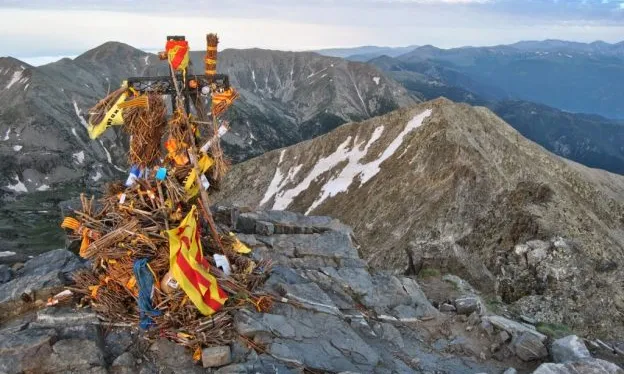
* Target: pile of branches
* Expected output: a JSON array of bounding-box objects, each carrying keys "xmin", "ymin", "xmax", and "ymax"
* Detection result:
[
  {"xmin": 69, "ymin": 184, "xmax": 272, "ymax": 349},
  {"xmin": 63, "ymin": 48, "xmax": 271, "ymax": 354}
]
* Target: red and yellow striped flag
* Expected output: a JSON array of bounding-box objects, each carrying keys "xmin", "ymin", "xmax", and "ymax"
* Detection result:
[
  {"xmin": 167, "ymin": 205, "xmax": 228, "ymax": 315},
  {"xmin": 165, "ymin": 40, "xmax": 190, "ymax": 71}
]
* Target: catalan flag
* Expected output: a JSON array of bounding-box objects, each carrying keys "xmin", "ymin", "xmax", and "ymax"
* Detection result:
[
  {"xmin": 165, "ymin": 39, "xmax": 190, "ymax": 71},
  {"xmin": 167, "ymin": 205, "xmax": 228, "ymax": 315}
]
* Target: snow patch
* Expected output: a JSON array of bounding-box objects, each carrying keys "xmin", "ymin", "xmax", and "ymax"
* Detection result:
[
  {"xmin": 251, "ymin": 70, "xmax": 258, "ymax": 91},
  {"xmin": 0, "ymin": 251, "xmax": 16, "ymax": 258},
  {"xmin": 307, "ymin": 67, "xmax": 328, "ymax": 79},
  {"xmin": 3, "ymin": 128, "xmax": 9, "ymax": 141},
  {"xmin": 98, "ymin": 141, "xmax": 125, "ymax": 172},
  {"xmin": 261, "ymin": 109, "xmax": 433, "ymax": 213},
  {"xmin": 71, "ymin": 128, "xmax": 79, "ymax": 138},
  {"xmin": 99, "ymin": 140, "xmax": 112, "ymax": 163},
  {"xmin": 7, "ymin": 177, "xmax": 27, "ymax": 193},
  {"xmin": 144, "ymin": 55, "xmax": 150, "ymax": 64},
  {"xmin": 91, "ymin": 171, "xmax": 102, "ymax": 181},
  {"xmin": 352, "ymin": 80, "xmax": 367, "ymax": 114},
  {"xmin": 73, "ymin": 101, "xmax": 89, "ymax": 129},
  {"xmin": 13, "ymin": 145, "xmax": 22, "ymax": 151},
  {"xmin": 73, "ymin": 151, "xmax": 85, "ymax": 164},
  {"xmin": 36, "ymin": 184, "xmax": 50, "ymax": 191},
  {"xmin": 373, "ymin": 77, "xmax": 380, "ymax": 85},
  {"xmin": 261, "ymin": 151, "xmax": 303, "ymax": 208},
  {"xmin": 5, "ymin": 70, "xmax": 23, "ymax": 89}
]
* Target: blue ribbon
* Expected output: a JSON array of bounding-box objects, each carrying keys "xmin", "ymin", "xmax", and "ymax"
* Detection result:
[{"xmin": 133, "ymin": 258, "xmax": 162, "ymax": 329}]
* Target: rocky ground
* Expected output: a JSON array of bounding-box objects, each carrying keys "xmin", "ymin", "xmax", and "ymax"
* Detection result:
[{"xmin": 0, "ymin": 210, "xmax": 622, "ymax": 373}]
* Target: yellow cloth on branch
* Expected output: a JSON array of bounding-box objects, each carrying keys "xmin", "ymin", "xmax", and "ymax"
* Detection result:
[
  {"xmin": 88, "ymin": 92, "xmax": 127, "ymax": 139},
  {"xmin": 167, "ymin": 206, "xmax": 228, "ymax": 315}
]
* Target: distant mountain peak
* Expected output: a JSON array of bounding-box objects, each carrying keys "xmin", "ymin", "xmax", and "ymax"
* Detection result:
[
  {"xmin": 0, "ymin": 56, "xmax": 31, "ymax": 70},
  {"xmin": 75, "ymin": 41, "xmax": 150, "ymax": 62}
]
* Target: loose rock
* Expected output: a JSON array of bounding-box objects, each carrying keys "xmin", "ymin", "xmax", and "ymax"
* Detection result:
[
  {"xmin": 511, "ymin": 332, "xmax": 548, "ymax": 361},
  {"xmin": 440, "ymin": 303, "xmax": 456, "ymax": 312},
  {"xmin": 0, "ymin": 249, "xmax": 84, "ymax": 319},
  {"xmin": 482, "ymin": 315, "xmax": 547, "ymax": 342},
  {"xmin": 551, "ymin": 335, "xmax": 591, "ymax": 363},
  {"xmin": 455, "ymin": 296, "xmax": 481, "ymax": 315},
  {"xmin": 532, "ymin": 358, "xmax": 624, "ymax": 374},
  {"xmin": 202, "ymin": 346, "xmax": 232, "ymax": 368}
]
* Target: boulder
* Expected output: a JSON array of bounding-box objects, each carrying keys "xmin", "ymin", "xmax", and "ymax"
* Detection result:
[
  {"xmin": 511, "ymin": 332, "xmax": 548, "ymax": 361},
  {"xmin": 45, "ymin": 339, "xmax": 106, "ymax": 372},
  {"xmin": 551, "ymin": 335, "xmax": 591, "ymax": 363},
  {"xmin": 202, "ymin": 346, "xmax": 232, "ymax": 368},
  {"xmin": 482, "ymin": 315, "xmax": 547, "ymax": 342},
  {"xmin": 0, "ymin": 249, "xmax": 84, "ymax": 319},
  {"xmin": 532, "ymin": 358, "xmax": 624, "ymax": 374},
  {"xmin": 455, "ymin": 295, "xmax": 481, "ymax": 315},
  {"xmin": 0, "ymin": 327, "xmax": 56, "ymax": 374}
]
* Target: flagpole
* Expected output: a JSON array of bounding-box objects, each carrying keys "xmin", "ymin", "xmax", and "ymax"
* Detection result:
[{"xmin": 168, "ymin": 63, "xmax": 224, "ymax": 251}]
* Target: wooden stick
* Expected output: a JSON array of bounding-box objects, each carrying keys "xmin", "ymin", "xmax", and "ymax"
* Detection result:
[
  {"xmin": 156, "ymin": 181, "xmax": 169, "ymax": 230},
  {"xmin": 167, "ymin": 63, "xmax": 223, "ymax": 251}
]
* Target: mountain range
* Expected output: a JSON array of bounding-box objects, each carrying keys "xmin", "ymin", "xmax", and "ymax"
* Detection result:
[
  {"xmin": 369, "ymin": 40, "xmax": 624, "ymax": 119},
  {"xmin": 214, "ymin": 98, "xmax": 624, "ymax": 339},
  {"xmin": 316, "ymin": 39, "xmax": 624, "ymax": 62},
  {"xmin": 0, "ymin": 43, "xmax": 415, "ymax": 195},
  {"xmin": 0, "ymin": 42, "xmax": 414, "ymax": 252},
  {"xmin": 368, "ymin": 41, "xmax": 624, "ymax": 175},
  {"xmin": 314, "ymin": 45, "xmax": 420, "ymax": 61},
  {"xmin": 2, "ymin": 39, "xmax": 624, "ymax": 252}
]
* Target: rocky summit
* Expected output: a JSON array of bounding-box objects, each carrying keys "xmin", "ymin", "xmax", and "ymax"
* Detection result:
[
  {"xmin": 1, "ymin": 209, "xmax": 622, "ymax": 373},
  {"xmin": 214, "ymin": 98, "xmax": 624, "ymax": 340}
]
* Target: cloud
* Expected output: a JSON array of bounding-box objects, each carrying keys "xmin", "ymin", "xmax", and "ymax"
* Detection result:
[{"xmin": 0, "ymin": 1, "xmax": 623, "ymax": 60}]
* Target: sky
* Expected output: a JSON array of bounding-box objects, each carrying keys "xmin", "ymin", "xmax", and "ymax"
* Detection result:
[{"xmin": 1, "ymin": 0, "xmax": 623, "ymax": 66}]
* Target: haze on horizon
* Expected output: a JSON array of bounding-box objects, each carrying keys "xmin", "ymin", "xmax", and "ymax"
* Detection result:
[{"xmin": 1, "ymin": 0, "xmax": 623, "ymax": 66}]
